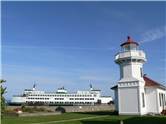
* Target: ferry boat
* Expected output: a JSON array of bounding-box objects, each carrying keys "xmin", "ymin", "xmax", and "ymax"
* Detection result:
[{"xmin": 11, "ymin": 84, "xmax": 113, "ymax": 106}]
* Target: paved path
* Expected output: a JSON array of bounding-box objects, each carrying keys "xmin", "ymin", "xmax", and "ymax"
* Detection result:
[{"xmin": 30, "ymin": 115, "xmax": 109, "ymax": 124}]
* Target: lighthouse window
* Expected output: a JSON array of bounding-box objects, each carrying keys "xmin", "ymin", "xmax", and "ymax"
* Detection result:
[
  {"xmin": 140, "ymin": 68, "xmax": 143, "ymax": 77},
  {"xmin": 124, "ymin": 45, "xmax": 130, "ymax": 51}
]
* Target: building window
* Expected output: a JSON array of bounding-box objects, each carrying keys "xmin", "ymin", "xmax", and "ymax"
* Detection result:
[
  {"xmin": 161, "ymin": 93, "xmax": 164, "ymax": 107},
  {"xmin": 159, "ymin": 93, "xmax": 162, "ymax": 106},
  {"xmin": 164, "ymin": 94, "xmax": 166, "ymax": 106},
  {"xmin": 142, "ymin": 93, "xmax": 145, "ymax": 107}
]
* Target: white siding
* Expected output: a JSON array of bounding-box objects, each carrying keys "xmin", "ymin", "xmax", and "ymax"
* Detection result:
[
  {"xmin": 131, "ymin": 63, "xmax": 143, "ymax": 79},
  {"xmin": 99, "ymin": 97, "xmax": 113, "ymax": 104},
  {"xmin": 119, "ymin": 87, "xmax": 139, "ymax": 114},
  {"xmin": 121, "ymin": 64, "xmax": 132, "ymax": 78},
  {"xmin": 145, "ymin": 88, "xmax": 158, "ymax": 113},
  {"xmin": 156, "ymin": 88, "xmax": 166, "ymax": 113},
  {"xmin": 11, "ymin": 96, "xmax": 26, "ymax": 103},
  {"xmin": 138, "ymin": 86, "xmax": 147, "ymax": 115}
]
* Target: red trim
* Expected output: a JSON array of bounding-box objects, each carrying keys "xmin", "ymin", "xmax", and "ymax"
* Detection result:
[{"xmin": 120, "ymin": 36, "xmax": 139, "ymax": 46}]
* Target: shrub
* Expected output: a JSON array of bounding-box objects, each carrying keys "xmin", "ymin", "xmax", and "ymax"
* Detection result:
[
  {"xmin": 37, "ymin": 107, "xmax": 45, "ymax": 112},
  {"xmin": 4, "ymin": 108, "xmax": 15, "ymax": 113},
  {"xmin": 161, "ymin": 110, "xmax": 166, "ymax": 115},
  {"xmin": 55, "ymin": 106, "xmax": 66, "ymax": 113}
]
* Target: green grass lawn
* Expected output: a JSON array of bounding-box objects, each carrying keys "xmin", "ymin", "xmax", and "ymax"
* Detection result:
[{"xmin": 2, "ymin": 111, "xmax": 166, "ymax": 124}]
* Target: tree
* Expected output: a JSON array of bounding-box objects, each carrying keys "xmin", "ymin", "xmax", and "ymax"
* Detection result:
[{"xmin": 1, "ymin": 79, "xmax": 7, "ymax": 114}]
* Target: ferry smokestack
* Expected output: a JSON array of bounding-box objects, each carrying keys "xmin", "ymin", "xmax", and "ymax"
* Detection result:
[{"xmin": 33, "ymin": 83, "xmax": 36, "ymax": 91}]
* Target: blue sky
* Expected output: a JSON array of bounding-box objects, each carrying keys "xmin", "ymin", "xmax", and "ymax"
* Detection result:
[{"xmin": 1, "ymin": 1, "xmax": 166, "ymax": 100}]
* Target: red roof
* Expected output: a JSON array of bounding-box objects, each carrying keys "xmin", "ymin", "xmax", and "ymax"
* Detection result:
[
  {"xmin": 120, "ymin": 36, "xmax": 139, "ymax": 46},
  {"xmin": 143, "ymin": 75, "xmax": 165, "ymax": 89}
]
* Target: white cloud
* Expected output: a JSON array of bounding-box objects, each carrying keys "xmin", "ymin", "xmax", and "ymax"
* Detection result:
[{"xmin": 140, "ymin": 25, "xmax": 166, "ymax": 43}]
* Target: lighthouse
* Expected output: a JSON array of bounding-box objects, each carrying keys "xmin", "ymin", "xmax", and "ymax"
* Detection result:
[
  {"xmin": 115, "ymin": 36, "xmax": 147, "ymax": 115},
  {"xmin": 112, "ymin": 36, "xmax": 166, "ymax": 115}
]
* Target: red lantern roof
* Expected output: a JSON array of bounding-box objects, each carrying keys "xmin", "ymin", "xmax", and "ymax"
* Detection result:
[{"xmin": 120, "ymin": 36, "xmax": 139, "ymax": 46}]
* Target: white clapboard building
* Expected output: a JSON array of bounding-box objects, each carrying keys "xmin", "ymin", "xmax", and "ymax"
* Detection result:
[
  {"xmin": 111, "ymin": 36, "xmax": 166, "ymax": 115},
  {"xmin": 11, "ymin": 84, "xmax": 113, "ymax": 105}
]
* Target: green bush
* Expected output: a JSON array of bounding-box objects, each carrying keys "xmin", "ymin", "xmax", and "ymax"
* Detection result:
[
  {"xmin": 36, "ymin": 107, "xmax": 45, "ymax": 112},
  {"xmin": 21, "ymin": 106, "xmax": 50, "ymax": 113}
]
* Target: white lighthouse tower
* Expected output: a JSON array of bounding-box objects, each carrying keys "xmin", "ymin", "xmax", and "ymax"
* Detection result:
[{"xmin": 113, "ymin": 36, "xmax": 147, "ymax": 115}]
